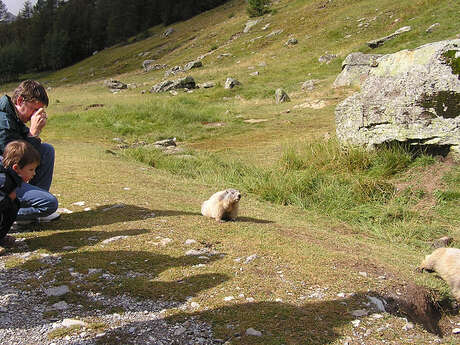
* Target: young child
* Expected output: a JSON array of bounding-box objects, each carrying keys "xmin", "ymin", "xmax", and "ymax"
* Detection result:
[{"xmin": 0, "ymin": 140, "xmax": 40, "ymax": 254}]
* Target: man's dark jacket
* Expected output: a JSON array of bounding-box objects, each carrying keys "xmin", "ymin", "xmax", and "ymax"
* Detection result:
[{"xmin": 0, "ymin": 95, "xmax": 41, "ymax": 155}]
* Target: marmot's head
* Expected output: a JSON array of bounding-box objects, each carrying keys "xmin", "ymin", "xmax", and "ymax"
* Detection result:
[{"xmin": 224, "ymin": 189, "xmax": 241, "ymax": 203}]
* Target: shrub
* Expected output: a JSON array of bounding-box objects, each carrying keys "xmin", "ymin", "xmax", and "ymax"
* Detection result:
[{"xmin": 247, "ymin": 0, "xmax": 271, "ymax": 17}]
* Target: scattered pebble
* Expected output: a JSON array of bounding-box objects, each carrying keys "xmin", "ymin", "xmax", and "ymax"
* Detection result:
[
  {"xmin": 72, "ymin": 201, "xmax": 85, "ymax": 206},
  {"xmin": 246, "ymin": 328, "xmax": 262, "ymax": 337},
  {"xmin": 102, "ymin": 236, "xmax": 129, "ymax": 244},
  {"xmin": 62, "ymin": 319, "xmax": 87, "ymax": 328},
  {"xmin": 57, "ymin": 208, "xmax": 73, "ymax": 214},
  {"xmin": 244, "ymin": 254, "xmax": 258, "ymax": 264},
  {"xmin": 44, "ymin": 285, "xmax": 70, "ymax": 297}
]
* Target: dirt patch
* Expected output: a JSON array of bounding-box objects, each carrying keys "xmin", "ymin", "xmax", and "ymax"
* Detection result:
[
  {"xmin": 384, "ymin": 283, "xmax": 442, "ymax": 335},
  {"xmin": 393, "ymin": 156, "xmax": 456, "ymax": 212}
]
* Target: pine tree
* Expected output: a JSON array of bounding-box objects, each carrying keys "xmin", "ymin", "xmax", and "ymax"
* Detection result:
[
  {"xmin": 247, "ymin": 0, "xmax": 270, "ymax": 17},
  {"xmin": 0, "ymin": 0, "xmax": 8, "ymax": 22}
]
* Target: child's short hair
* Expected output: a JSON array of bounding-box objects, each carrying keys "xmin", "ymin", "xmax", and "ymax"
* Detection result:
[
  {"xmin": 12, "ymin": 80, "xmax": 49, "ymax": 107},
  {"xmin": 2, "ymin": 140, "xmax": 40, "ymax": 169}
]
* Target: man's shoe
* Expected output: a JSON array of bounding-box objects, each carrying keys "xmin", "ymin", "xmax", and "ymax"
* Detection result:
[{"xmin": 38, "ymin": 212, "xmax": 61, "ymax": 223}]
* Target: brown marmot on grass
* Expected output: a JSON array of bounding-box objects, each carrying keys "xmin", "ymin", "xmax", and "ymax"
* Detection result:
[
  {"xmin": 417, "ymin": 247, "xmax": 460, "ymax": 302},
  {"xmin": 201, "ymin": 189, "xmax": 241, "ymax": 222}
]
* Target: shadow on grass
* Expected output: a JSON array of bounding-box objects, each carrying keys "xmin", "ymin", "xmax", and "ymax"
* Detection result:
[
  {"xmin": 91, "ymin": 290, "xmax": 452, "ymax": 344},
  {"xmin": 236, "ymin": 216, "xmax": 274, "ymax": 224},
  {"xmin": 77, "ymin": 293, "xmax": 371, "ymax": 345},
  {"xmin": 27, "ymin": 204, "xmax": 202, "ymax": 231},
  {"xmin": 23, "ymin": 228, "xmax": 151, "ymax": 252}
]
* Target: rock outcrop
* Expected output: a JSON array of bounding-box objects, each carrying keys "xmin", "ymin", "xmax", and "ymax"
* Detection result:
[
  {"xmin": 335, "ymin": 39, "xmax": 460, "ymax": 157},
  {"xmin": 367, "ymin": 26, "xmax": 412, "ymax": 49},
  {"xmin": 224, "ymin": 78, "xmax": 240, "ymax": 89},
  {"xmin": 275, "ymin": 88, "xmax": 290, "ymax": 103},
  {"xmin": 104, "ymin": 79, "xmax": 127, "ymax": 90},
  {"xmin": 333, "ymin": 53, "xmax": 382, "ymax": 87},
  {"xmin": 150, "ymin": 76, "xmax": 196, "ymax": 93}
]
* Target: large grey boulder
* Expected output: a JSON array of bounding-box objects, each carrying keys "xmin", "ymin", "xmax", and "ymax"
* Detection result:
[
  {"xmin": 183, "ymin": 60, "xmax": 203, "ymax": 71},
  {"xmin": 143, "ymin": 60, "xmax": 167, "ymax": 72},
  {"xmin": 244, "ymin": 19, "xmax": 260, "ymax": 33},
  {"xmin": 275, "ymin": 88, "xmax": 290, "ymax": 103},
  {"xmin": 104, "ymin": 79, "xmax": 127, "ymax": 90},
  {"xmin": 150, "ymin": 76, "xmax": 196, "ymax": 93},
  {"xmin": 333, "ymin": 52, "xmax": 382, "ymax": 87},
  {"xmin": 224, "ymin": 78, "xmax": 241, "ymax": 89},
  {"xmin": 335, "ymin": 39, "xmax": 460, "ymax": 157},
  {"xmin": 367, "ymin": 26, "xmax": 412, "ymax": 49}
]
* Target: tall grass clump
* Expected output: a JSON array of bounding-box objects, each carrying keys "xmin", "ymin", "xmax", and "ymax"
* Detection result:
[{"xmin": 124, "ymin": 138, "xmax": 450, "ymax": 244}]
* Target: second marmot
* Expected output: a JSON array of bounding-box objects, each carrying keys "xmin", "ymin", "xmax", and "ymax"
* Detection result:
[
  {"xmin": 201, "ymin": 189, "xmax": 241, "ymax": 222},
  {"xmin": 417, "ymin": 247, "xmax": 460, "ymax": 302}
]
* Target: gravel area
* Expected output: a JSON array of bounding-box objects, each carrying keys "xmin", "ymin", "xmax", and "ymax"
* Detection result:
[{"xmin": 0, "ymin": 241, "xmax": 222, "ymax": 345}]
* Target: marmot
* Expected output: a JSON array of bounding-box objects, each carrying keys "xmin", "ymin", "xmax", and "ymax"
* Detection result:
[
  {"xmin": 417, "ymin": 247, "xmax": 460, "ymax": 301},
  {"xmin": 201, "ymin": 189, "xmax": 241, "ymax": 222}
]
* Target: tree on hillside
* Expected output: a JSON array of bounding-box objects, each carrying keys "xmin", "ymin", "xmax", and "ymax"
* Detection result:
[
  {"xmin": 0, "ymin": 0, "xmax": 232, "ymax": 77},
  {"xmin": 247, "ymin": 0, "xmax": 271, "ymax": 17},
  {"xmin": 18, "ymin": 1, "xmax": 34, "ymax": 19},
  {"xmin": 0, "ymin": 0, "xmax": 8, "ymax": 22}
]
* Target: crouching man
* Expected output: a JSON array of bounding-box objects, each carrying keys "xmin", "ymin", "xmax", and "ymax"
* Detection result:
[{"xmin": 0, "ymin": 80, "xmax": 59, "ymax": 228}]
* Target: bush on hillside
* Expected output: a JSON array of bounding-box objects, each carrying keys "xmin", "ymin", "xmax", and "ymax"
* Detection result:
[{"xmin": 247, "ymin": 0, "xmax": 271, "ymax": 17}]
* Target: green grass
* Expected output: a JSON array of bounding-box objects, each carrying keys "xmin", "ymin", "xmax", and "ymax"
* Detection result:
[{"xmin": 121, "ymin": 139, "xmax": 458, "ymax": 246}]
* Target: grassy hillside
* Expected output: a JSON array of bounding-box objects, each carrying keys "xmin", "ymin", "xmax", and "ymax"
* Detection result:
[{"xmin": 1, "ymin": 0, "xmax": 459, "ymax": 344}]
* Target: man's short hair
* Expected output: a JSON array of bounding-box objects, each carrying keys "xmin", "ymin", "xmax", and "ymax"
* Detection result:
[
  {"xmin": 2, "ymin": 140, "xmax": 41, "ymax": 169},
  {"xmin": 12, "ymin": 80, "xmax": 49, "ymax": 107}
]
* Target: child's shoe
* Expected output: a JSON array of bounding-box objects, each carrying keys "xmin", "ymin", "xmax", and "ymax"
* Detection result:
[{"xmin": 0, "ymin": 235, "xmax": 16, "ymax": 247}]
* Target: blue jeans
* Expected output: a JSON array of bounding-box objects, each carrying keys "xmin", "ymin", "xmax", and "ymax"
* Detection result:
[{"xmin": 15, "ymin": 143, "xmax": 58, "ymax": 220}]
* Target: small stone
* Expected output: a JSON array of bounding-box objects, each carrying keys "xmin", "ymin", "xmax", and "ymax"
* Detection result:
[
  {"xmin": 351, "ymin": 320, "xmax": 361, "ymax": 327},
  {"xmin": 403, "ymin": 322, "xmax": 415, "ymax": 330},
  {"xmin": 174, "ymin": 326, "xmax": 187, "ymax": 336},
  {"xmin": 185, "ymin": 239, "xmax": 197, "ymax": 245},
  {"xmin": 45, "ymin": 285, "xmax": 70, "ymax": 297},
  {"xmin": 52, "ymin": 301, "xmax": 69, "ymax": 310},
  {"xmin": 160, "ymin": 238, "xmax": 173, "ymax": 246},
  {"xmin": 359, "ymin": 271, "xmax": 368, "ymax": 277},
  {"xmin": 224, "ymin": 296, "xmax": 235, "ymax": 301},
  {"xmin": 88, "ymin": 269, "xmax": 102, "ymax": 275},
  {"xmin": 57, "ymin": 208, "xmax": 73, "ymax": 214},
  {"xmin": 62, "ymin": 319, "xmax": 87, "ymax": 327},
  {"xmin": 102, "ymin": 236, "xmax": 128, "ymax": 244},
  {"xmin": 72, "ymin": 201, "xmax": 85, "ymax": 206},
  {"xmin": 246, "ymin": 328, "xmax": 262, "ymax": 336},
  {"xmin": 452, "ymin": 328, "xmax": 460, "ymax": 334},
  {"xmin": 244, "ymin": 254, "xmax": 258, "ymax": 264},
  {"xmin": 351, "ymin": 309, "xmax": 368, "ymax": 317}
]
